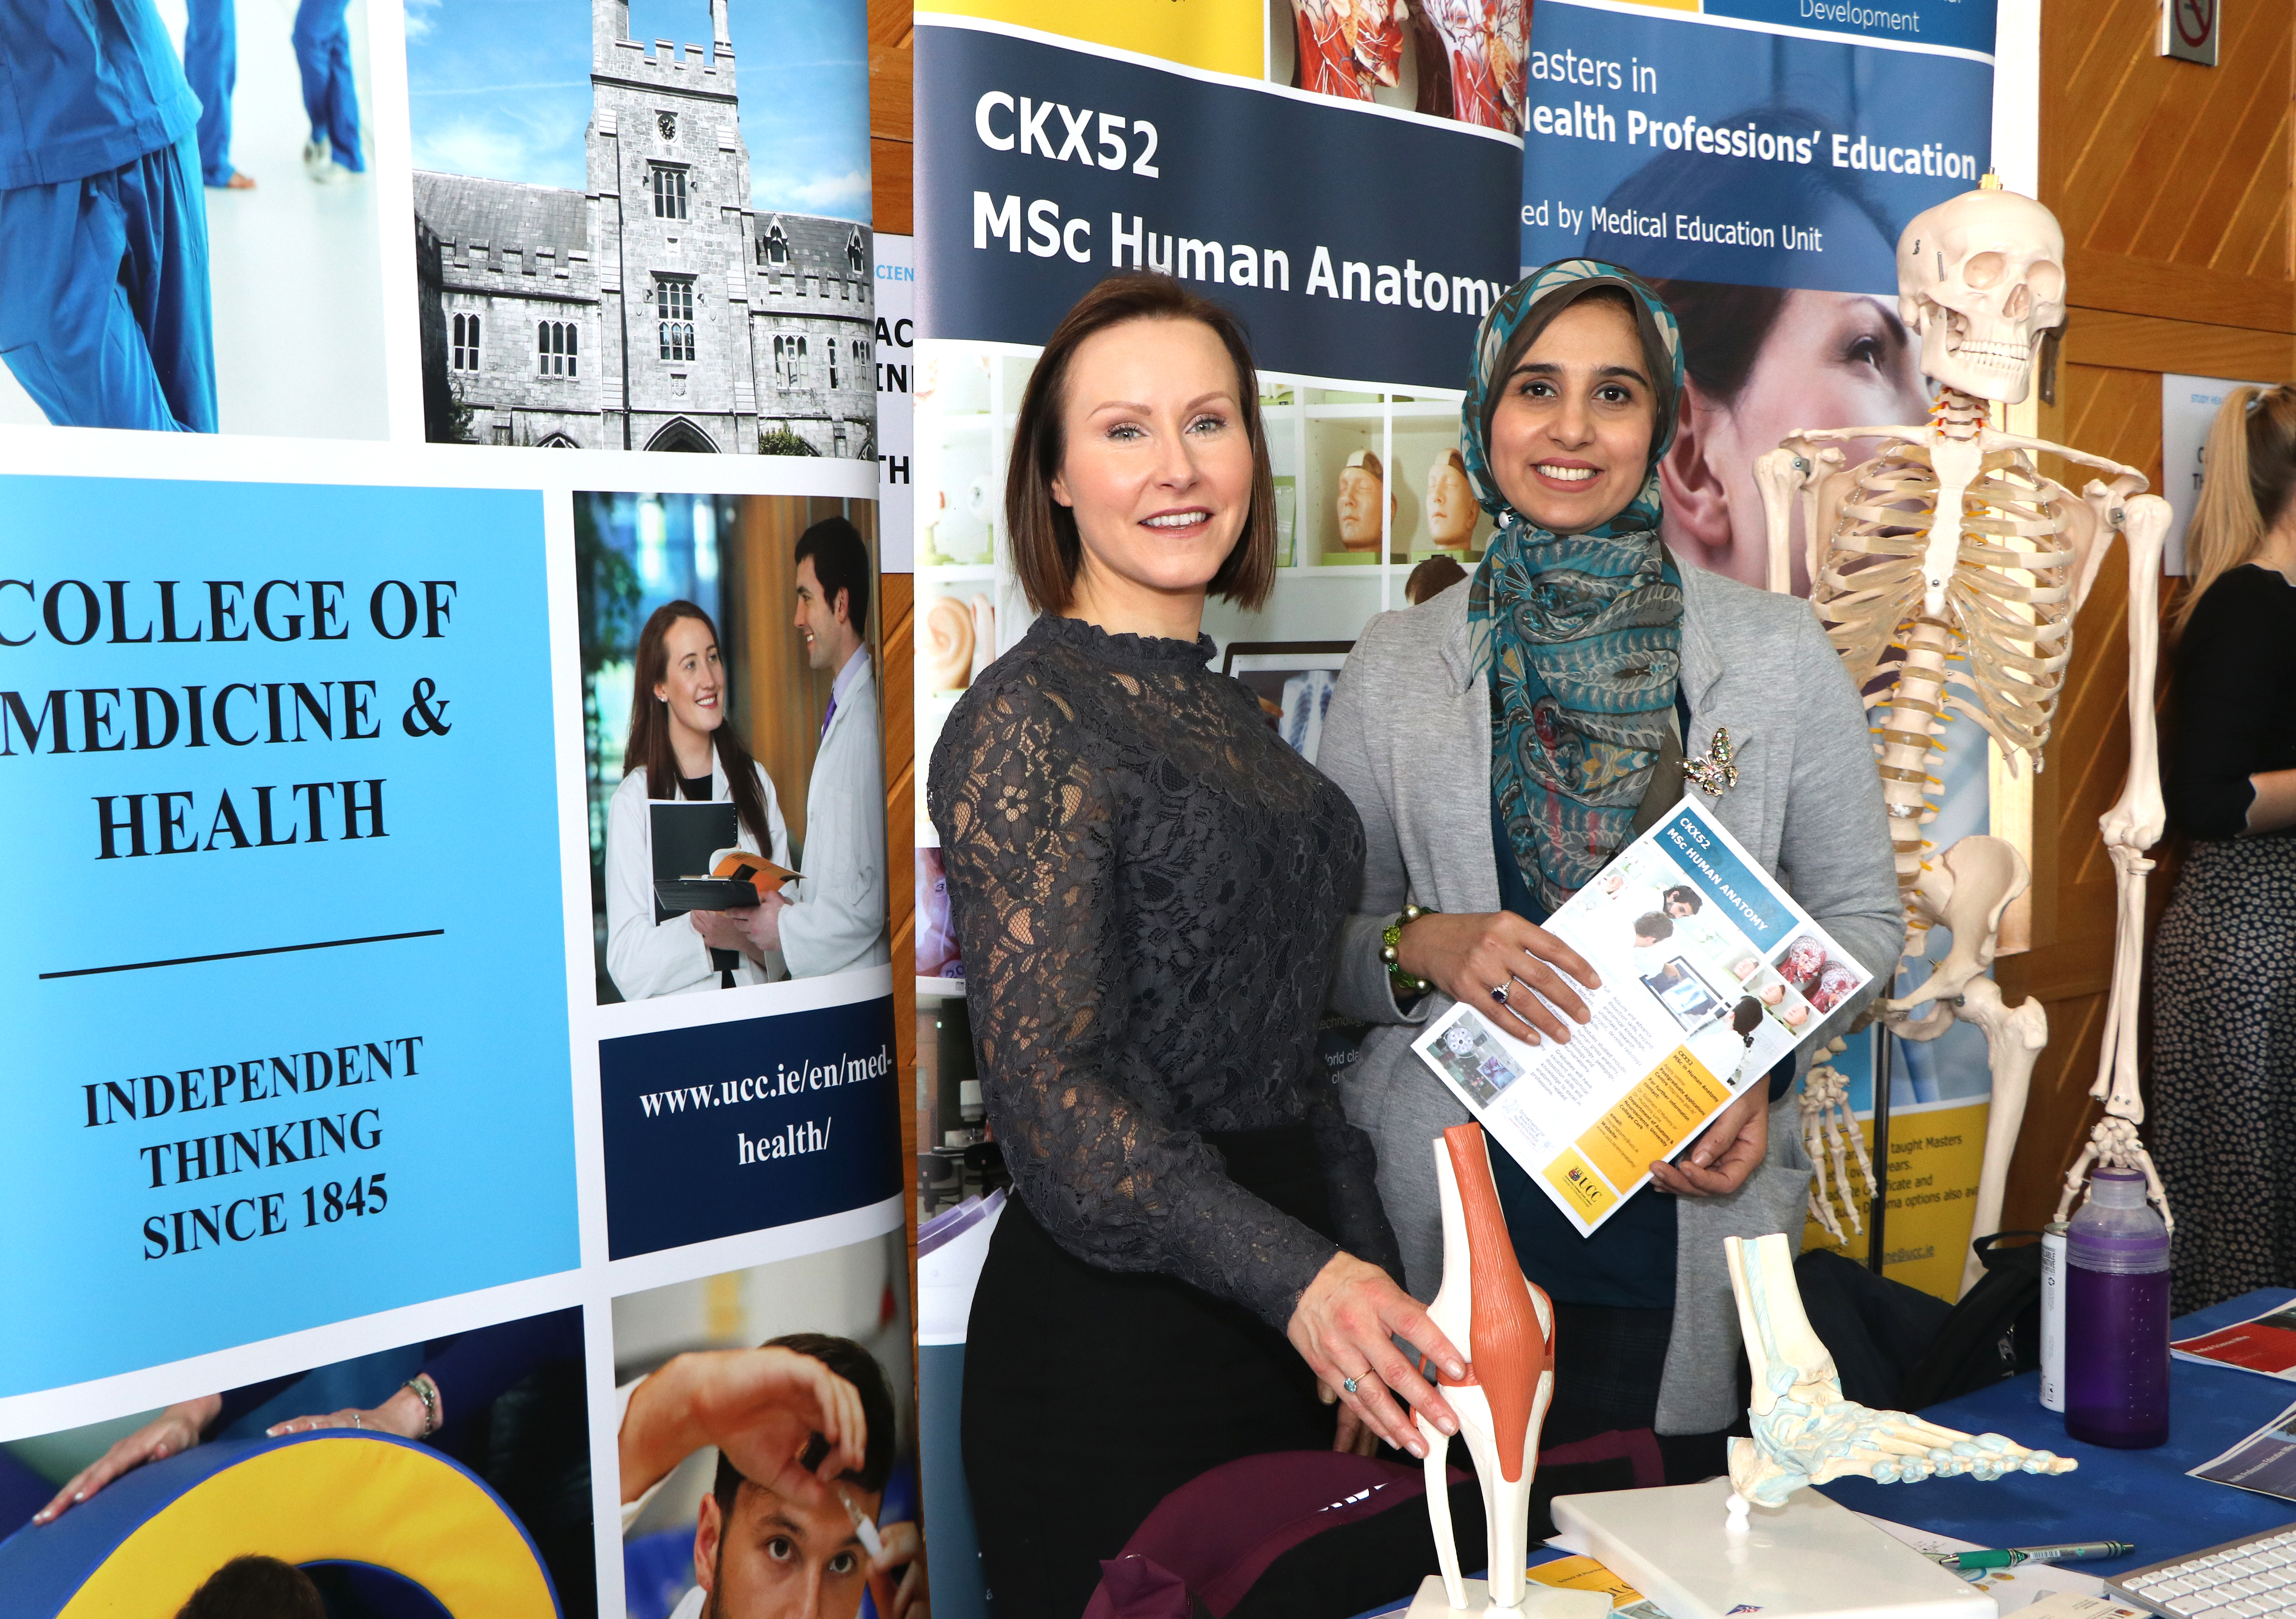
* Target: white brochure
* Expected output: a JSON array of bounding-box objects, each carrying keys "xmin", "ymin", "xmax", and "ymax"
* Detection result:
[{"xmin": 1411, "ymin": 796, "xmax": 1871, "ymax": 1236}]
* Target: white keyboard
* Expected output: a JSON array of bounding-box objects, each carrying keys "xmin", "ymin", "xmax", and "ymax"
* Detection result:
[{"xmin": 2109, "ymin": 1524, "xmax": 2296, "ymax": 1617}]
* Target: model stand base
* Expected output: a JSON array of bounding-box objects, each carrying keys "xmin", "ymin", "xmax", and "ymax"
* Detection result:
[
  {"xmin": 1402, "ymin": 1574, "xmax": 1608, "ymax": 1619},
  {"xmin": 1550, "ymin": 1477, "xmax": 1997, "ymax": 1619}
]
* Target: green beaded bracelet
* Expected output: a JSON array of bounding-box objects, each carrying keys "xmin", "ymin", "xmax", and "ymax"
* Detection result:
[{"xmin": 1380, "ymin": 903, "xmax": 1435, "ymax": 998}]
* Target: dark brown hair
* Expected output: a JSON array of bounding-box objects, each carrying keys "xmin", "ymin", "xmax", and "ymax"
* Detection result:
[
  {"xmin": 1005, "ymin": 273, "xmax": 1277, "ymax": 615},
  {"xmin": 623, "ymin": 600, "xmax": 775, "ymax": 852},
  {"xmin": 712, "ymin": 1332, "xmax": 898, "ymax": 1517},
  {"xmin": 178, "ymin": 1556, "xmax": 323, "ymax": 1619},
  {"xmin": 1648, "ymin": 278, "xmax": 1793, "ymax": 406}
]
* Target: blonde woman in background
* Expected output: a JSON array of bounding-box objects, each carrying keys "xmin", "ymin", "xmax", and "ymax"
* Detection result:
[{"xmin": 2153, "ymin": 383, "xmax": 2296, "ymax": 1314}]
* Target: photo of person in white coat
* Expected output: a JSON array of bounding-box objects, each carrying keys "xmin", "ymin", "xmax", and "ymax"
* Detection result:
[
  {"xmin": 747, "ymin": 517, "xmax": 891, "ymax": 979},
  {"xmin": 605, "ymin": 601, "xmax": 794, "ymax": 999}
]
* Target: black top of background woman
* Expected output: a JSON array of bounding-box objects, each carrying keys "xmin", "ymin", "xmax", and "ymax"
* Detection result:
[{"xmin": 2164, "ymin": 382, "xmax": 2296, "ymax": 843}]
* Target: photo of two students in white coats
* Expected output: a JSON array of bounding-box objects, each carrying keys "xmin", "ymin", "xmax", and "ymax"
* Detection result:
[{"xmin": 603, "ymin": 514, "xmax": 890, "ymax": 1001}]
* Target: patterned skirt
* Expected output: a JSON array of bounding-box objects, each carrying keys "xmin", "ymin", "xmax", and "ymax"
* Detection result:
[{"xmin": 2152, "ymin": 834, "xmax": 2296, "ymax": 1315}]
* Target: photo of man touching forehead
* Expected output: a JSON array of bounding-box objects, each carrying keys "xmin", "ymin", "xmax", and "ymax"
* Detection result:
[
  {"xmin": 619, "ymin": 1331, "xmax": 924, "ymax": 1619},
  {"xmin": 615, "ymin": 1232, "xmax": 925, "ymax": 1619}
]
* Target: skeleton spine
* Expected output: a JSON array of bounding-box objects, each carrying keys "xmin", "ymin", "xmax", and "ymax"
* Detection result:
[{"xmin": 1876, "ymin": 616, "xmax": 1952, "ymax": 954}]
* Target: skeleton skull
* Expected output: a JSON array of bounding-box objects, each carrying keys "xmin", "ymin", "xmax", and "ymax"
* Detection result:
[{"xmin": 1897, "ymin": 188, "xmax": 2067, "ymax": 404}]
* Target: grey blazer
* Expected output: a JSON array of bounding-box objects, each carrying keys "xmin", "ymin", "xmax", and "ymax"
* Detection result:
[{"xmin": 1319, "ymin": 562, "xmax": 1900, "ymax": 1434}]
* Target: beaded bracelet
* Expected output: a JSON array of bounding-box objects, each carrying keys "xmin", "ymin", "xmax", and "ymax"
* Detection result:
[
  {"xmin": 1380, "ymin": 903, "xmax": 1435, "ymax": 999},
  {"xmin": 402, "ymin": 1373, "xmax": 438, "ymax": 1438}
]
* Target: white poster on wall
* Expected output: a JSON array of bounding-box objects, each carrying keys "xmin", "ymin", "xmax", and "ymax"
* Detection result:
[
  {"xmin": 877, "ymin": 233, "xmax": 916, "ymax": 572},
  {"xmin": 2162, "ymin": 373, "xmax": 2273, "ymax": 574}
]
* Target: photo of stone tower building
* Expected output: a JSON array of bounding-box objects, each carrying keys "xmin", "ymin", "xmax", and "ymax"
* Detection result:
[{"xmin": 413, "ymin": 0, "xmax": 873, "ymax": 455}]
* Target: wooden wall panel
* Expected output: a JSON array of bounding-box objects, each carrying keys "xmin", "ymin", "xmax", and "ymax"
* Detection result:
[
  {"xmin": 870, "ymin": 2, "xmax": 918, "ymax": 1339},
  {"xmin": 1984, "ymin": 0, "xmax": 2293, "ymax": 1232}
]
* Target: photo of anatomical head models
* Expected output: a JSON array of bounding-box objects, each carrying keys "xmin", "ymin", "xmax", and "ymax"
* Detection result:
[
  {"xmin": 579, "ymin": 491, "xmax": 887, "ymax": 1004},
  {"xmin": 0, "ymin": 0, "xmax": 389, "ymax": 440},
  {"xmin": 0, "ymin": 1304, "xmax": 594, "ymax": 1616},
  {"xmin": 616, "ymin": 1233, "xmax": 920, "ymax": 1619},
  {"xmin": 406, "ymin": 0, "xmax": 874, "ymax": 454}
]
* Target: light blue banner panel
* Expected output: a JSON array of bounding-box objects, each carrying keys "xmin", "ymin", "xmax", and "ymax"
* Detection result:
[
  {"xmin": 1521, "ymin": 0, "xmax": 1995, "ymax": 291},
  {"xmin": 0, "ymin": 476, "xmax": 575, "ymax": 1396}
]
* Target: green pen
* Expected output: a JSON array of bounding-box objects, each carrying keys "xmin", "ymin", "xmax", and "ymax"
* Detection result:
[{"xmin": 1924, "ymin": 1542, "xmax": 2135, "ymax": 1571}]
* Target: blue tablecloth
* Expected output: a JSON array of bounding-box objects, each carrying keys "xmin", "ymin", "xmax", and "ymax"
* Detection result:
[{"xmin": 1818, "ymin": 1287, "xmax": 2296, "ymax": 1579}]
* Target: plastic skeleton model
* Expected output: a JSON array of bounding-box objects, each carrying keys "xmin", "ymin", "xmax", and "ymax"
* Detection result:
[
  {"xmin": 1418, "ymin": 1124, "xmax": 1556, "ymax": 1615},
  {"xmin": 1722, "ymin": 1232, "xmax": 2075, "ymax": 1517},
  {"xmin": 1291, "ymin": 0, "xmax": 1406, "ymax": 102},
  {"xmin": 1755, "ymin": 184, "xmax": 2173, "ymax": 1280},
  {"xmin": 1799, "ymin": 1038, "xmax": 1877, "ymax": 1245}
]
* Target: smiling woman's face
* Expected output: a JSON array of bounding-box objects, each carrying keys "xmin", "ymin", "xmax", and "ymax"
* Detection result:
[
  {"xmin": 1487, "ymin": 296, "xmax": 1658, "ymax": 535},
  {"xmin": 1049, "ymin": 315, "xmax": 1253, "ymax": 610},
  {"xmin": 653, "ymin": 614, "xmax": 724, "ymax": 742}
]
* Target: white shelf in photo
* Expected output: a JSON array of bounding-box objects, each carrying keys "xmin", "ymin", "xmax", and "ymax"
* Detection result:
[
  {"xmin": 1304, "ymin": 402, "xmax": 1391, "ymax": 421},
  {"xmin": 917, "ymin": 977, "xmax": 966, "ymax": 1002},
  {"xmin": 1388, "ymin": 399, "xmax": 1466, "ymax": 419},
  {"xmin": 1278, "ymin": 562, "xmax": 1414, "ymax": 577},
  {"xmin": 918, "ymin": 563, "xmax": 998, "ymax": 582}
]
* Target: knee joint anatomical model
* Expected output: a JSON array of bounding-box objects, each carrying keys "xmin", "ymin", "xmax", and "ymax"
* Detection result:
[
  {"xmin": 1417, "ymin": 1124, "xmax": 1561, "ymax": 1617},
  {"xmin": 1723, "ymin": 1232, "xmax": 2075, "ymax": 1512},
  {"xmin": 1756, "ymin": 183, "xmax": 2173, "ymax": 1285}
]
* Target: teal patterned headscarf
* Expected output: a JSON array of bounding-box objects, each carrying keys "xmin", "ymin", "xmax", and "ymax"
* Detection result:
[{"xmin": 1462, "ymin": 260, "xmax": 1687, "ymax": 914}]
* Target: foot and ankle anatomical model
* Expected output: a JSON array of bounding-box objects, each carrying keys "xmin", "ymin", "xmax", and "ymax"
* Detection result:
[
  {"xmin": 1418, "ymin": 1123, "xmax": 1556, "ymax": 1615},
  {"xmin": 1723, "ymin": 1232, "xmax": 2075, "ymax": 1513},
  {"xmin": 1756, "ymin": 182, "xmax": 2173, "ymax": 1286}
]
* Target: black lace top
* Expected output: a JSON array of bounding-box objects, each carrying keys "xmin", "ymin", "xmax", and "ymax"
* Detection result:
[{"xmin": 928, "ymin": 614, "xmax": 1401, "ymax": 1330}]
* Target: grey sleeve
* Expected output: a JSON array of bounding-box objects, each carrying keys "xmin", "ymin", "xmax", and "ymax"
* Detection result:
[
  {"xmin": 1776, "ymin": 610, "xmax": 1903, "ymax": 1043},
  {"xmin": 1319, "ymin": 616, "xmax": 1431, "ymax": 1028}
]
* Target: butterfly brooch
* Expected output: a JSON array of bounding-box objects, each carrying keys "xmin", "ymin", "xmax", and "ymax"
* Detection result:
[{"xmin": 1684, "ymin": 726, "xmax": 1739, "ymax": 797}]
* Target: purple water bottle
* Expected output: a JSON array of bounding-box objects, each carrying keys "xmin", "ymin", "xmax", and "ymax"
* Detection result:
[{"xmin": 2063, "ymin": 1167, "xmax": 2171, "ymax": 1448}]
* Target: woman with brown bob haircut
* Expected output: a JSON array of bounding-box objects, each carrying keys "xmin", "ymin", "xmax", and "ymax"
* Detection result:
[{"xmin": 928, "ymin": 272, "xmax": 1467, "ymax": 1615}]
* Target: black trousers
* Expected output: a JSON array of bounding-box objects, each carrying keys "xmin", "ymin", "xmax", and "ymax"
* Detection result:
[{"xmin": 962, "ymin": 1125, "xmax": 1337, "ymax": 1619}]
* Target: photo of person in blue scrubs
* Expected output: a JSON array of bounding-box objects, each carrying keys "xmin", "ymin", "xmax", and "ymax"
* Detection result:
[
  {"xmin": 0, "ymin": 0, "xmax": 218, "ymax": 433},
  {"xmin": 0, "ymin": 0, "xmax": 387, "ymax": 440},
  {"xmin": 291, "ymin": 0, "xmax": 362, "ymax": 181},
  {"xmin": 185, "ymin": 0, "xmax": 256, "ymax": 189}
]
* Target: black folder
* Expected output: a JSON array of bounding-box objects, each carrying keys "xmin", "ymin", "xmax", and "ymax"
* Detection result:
[{"xmin": 650, "ymin": 801, "xmax": 742, "ymax": 977}]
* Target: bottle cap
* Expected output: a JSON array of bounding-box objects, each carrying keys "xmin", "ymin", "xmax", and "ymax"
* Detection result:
[{"xmin": 2084, "ymin": 1168, "xmax": 2148, "ymax": 1207}]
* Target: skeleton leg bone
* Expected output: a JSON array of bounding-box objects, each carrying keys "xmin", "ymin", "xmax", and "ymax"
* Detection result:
[{"xmin": 1954, "ymin": 977, "xmax": 2049, "ymax": 1296}]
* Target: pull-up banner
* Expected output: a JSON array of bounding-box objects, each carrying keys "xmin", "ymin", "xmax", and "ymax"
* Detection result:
[
  {"xmin": 916, "ymin": 17, "xmax": 1521, "ymax": 390},
  {"xmin": 1521, "ymin": 0, "xmax": 1994, "ymax": 291}
]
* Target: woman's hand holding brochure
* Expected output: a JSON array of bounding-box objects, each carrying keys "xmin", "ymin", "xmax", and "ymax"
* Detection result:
[
  {"xmin": 1649, "ymin": 1084, "xmax": 1768, "ymax": 1197},
  {"xmin": 1410, "ymin": 797, "xmax": 1870, "ymax": 1237},
  {"xmin": 1393, "ymin": 909, "xmax": 1601, "ymax": 1045}
]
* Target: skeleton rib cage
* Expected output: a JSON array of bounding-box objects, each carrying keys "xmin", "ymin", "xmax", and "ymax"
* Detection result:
[{"xmin": 1816, "ymin": 440, "xmax": 2076, "ymax": 788}]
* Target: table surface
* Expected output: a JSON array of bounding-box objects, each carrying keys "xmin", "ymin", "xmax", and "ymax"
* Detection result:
[{"xmin": 1815, "ymin": 1287, "xmax": 2296, "ymax": 1580}]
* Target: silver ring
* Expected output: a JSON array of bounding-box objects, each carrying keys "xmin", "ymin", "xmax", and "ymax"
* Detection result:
[
  {"xmin": 1342, "ymin": 1375, "xmax": 1362, "ymax": 1395},
  {"xmin": 1490, "ymin": 984, "xmax": 1509, "ymax": 1005},
  {"xmin": 352, "ymin": 1412, "xmax": 362, "ymax": 1430}
]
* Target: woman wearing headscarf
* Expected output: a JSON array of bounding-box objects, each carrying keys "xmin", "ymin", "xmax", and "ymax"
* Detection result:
[{"xmin": 1318, "ymin": 261, "xmax": 1899, "ymax": 1474}]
